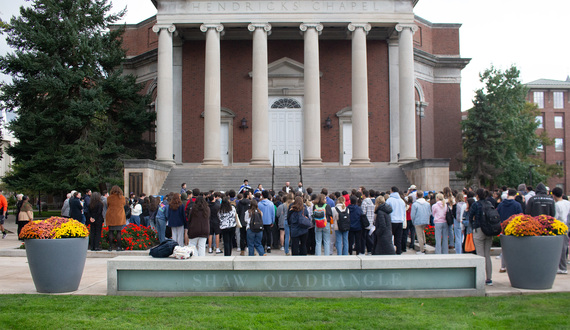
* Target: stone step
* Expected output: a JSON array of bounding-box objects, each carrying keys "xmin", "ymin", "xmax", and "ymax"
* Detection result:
[{"xmin": 159, "ymin": 164, "xmax": 410, "ymax": 195}]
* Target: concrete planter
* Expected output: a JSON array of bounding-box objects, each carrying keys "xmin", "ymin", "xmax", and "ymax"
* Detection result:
[
  {"xmin": 500, "ymin": 235, "xmax": 563, "ymax": 290},
  {"xmin": 25, "ymin": 237, "xmax": 88, "ymax": 293}
]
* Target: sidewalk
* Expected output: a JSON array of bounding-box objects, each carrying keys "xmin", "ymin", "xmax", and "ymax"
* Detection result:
[{"xmin": 1, "ymin": 220, "xmax": 569, "ymax": 296}]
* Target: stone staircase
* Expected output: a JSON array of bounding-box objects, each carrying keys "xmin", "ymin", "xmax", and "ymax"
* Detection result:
[{"xmin": 159, "ymin": 163, "xmax": 410, "ymax": 195}]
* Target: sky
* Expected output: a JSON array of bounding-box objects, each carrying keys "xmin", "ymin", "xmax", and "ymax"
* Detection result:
[{"xmin": 1, "ymin": 0, "xmax": 569, "ymax": 112}]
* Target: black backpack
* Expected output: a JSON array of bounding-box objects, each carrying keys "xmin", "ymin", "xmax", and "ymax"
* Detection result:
[
  {"xmin": 250, "ymin": 211, "xmax": 264, "ymax": 233},
  {"xmin": 480, "ymin": 201, "xmax": 502, "ymax": 236},
  {"xmin": 335, "ymin": 207, "xmax": 350, "ymax": 232},
  {"xmin": 149, "ymin": 239, "xmax": 179, "ymax": 258}
]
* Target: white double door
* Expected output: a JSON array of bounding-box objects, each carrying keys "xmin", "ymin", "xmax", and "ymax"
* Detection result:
[{"xmin": 269, "ymin": 98, "xmax": 303, "ymax": 166}]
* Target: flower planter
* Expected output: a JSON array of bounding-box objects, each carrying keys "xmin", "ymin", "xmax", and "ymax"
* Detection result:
[
  {"xmin": 25, "ymin": 237, "xmax": 88, "ymax": 293},
  {"xmin": 500, "ymin": 235, "xmax": 563, "ymax": 290}
]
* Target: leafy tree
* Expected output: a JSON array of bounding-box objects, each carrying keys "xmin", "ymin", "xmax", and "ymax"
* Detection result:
[
  {"xmin": 0, "ymin": 0, "xmax": 155, "ymax": 194},
  {"xmin": 460, "ymin": 65, "xmax": 560, "ymax": 188}
]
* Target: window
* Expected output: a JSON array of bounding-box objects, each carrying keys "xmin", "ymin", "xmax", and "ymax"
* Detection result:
[
  {"xmin": 536, "ymin": 144, "xmax": 544, "ymax": 152},
  {"xmin": 534, "ymin": 91, "xmax": 544, "ymax": 109},
  {"xmin": 555, "ymin": 116, "xmax": 564, "ymax": 129},
  {"xmin": 536, "ymin": 115, "xmax": 543, "ymax": 128},
  {"xmin": 271, "ymin": 98, "xmax": 301, "ymax": 109},
  {"xmin": 555, "ymin": 138, "xmax": 564, "ymax": 152},
  {"xmin": 554, "ymin": 92, "xmax": 564, "ymax": 109},
  {"xmin": 556, "ymin": 160, "xmax": 564, "ymax": 167}
]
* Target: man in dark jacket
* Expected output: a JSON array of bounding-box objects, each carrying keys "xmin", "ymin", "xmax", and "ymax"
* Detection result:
[
  {"xmin": 525, "ymin": 183, "xmax": 555, "ymax": 217},
  {"xmin": 69, "ymin": 191, "xmax": 84, "ymax": 223},
  {"xmin": 497, "ymin": 189, "xmax": 523, "ymax": 221},
  {"xmin": 236, "ymin": 190, "xmax": 252, "ymax": 255}
]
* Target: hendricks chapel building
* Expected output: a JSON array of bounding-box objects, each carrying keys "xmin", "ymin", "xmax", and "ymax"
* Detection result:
[{"xmin": 120, "ymin": 0, "xmax": 470, "ymax": 194}]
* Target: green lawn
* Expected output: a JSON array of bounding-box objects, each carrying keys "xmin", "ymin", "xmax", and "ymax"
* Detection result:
[{"xmin": 0, "ymin": 293, "xmax": 568, "ymax": 328}]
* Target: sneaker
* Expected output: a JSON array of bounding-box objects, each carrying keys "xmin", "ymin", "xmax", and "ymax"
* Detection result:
[
  {"xmin": 240, "ymin": 251, "xmax": 245, "ymax": 256},
  {"xmin": 209, "ymin": 248, "xmax": 213, "ymax": 254},
  {"xmin": 216, "ymin": 248, "xmax": 222, "ymax": 254},
  {"xmin": 485, "ymin": 280, "xmax": 493, "ymax": 286},
  {"xmin": 416, "ymin": 251, "xmax": 425, "ymax": 255},
  {"xmin": 557, "ymin": 269, "xmax": 568, "ymax": 274},
  {"xmin": 280, "ymin": 247, "xmax": 284, "ymax": 251},
  {"xmin": 495, "ymin": 255, "xmax": 501, "ymax": 259},
  {"xmin": 267, "ymin": 247, "xmax": 271, "ymax": 253},
  {"xmin": 499, "ymin": 268, "xmax": 507, "ymax": 273},
  {"xmin": 2, "ymin": 232, "xmax": 6, "ymax": 239},
  {"xmin": 237, "ymin": 247, "xmax": 241, "ymax": 252}
]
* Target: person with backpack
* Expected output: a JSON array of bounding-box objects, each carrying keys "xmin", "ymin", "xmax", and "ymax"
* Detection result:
[
  {"xmin": 332, "ymin": 196, "xmax": 350, "ymax": 255},
  {"xmin": 288, "ymin": 196, "xmax": 311, "ymax": 256},
  {"xmin": 525, "ymin": 182, "xmax": 555, "ymax": 217},
  {"xmin": 218, "ymin": 197, "xmax": 238, "ymax": 256},
  {"xmin": 186, "ymin": 196, "xmax": 210, "ymax": 256},
  {"xmin": 245, "ymin": 199, "xmax": 265, "ymax": 256},
  {"xmin": 347, "ymin": 195, "xmax": 364, "ymax": 255},
  {"xmin": 313, "ymin": 194, "xmax": 333, "ymax": 256},
  {"xmin": 276, "ymin": 193, "xmax": 294, "ymax": 255},
  {"xmin": 373, "ymin": 196, "xmax": 396, "ymax": 255},
  {"xmin": 469, "ymin": 188, "xmax": 494, "ymax": 285},
  {"xmin": 411, "ymin": 190, "xmax": 431, "ymax": 254},
  {"xmin": 432, "ymin": 193, "xmax": 449, "ymax": 254}
]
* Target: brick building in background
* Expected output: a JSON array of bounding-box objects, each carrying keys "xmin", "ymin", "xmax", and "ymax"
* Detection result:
[{"xmin": 528, "ymin": 78, "xmax": 570, "ymax": 192}]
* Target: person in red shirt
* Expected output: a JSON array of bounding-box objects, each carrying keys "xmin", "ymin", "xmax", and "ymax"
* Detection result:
[{"xmin": 0, "ymin": 190, "xmax": 8, "ymax": 239}]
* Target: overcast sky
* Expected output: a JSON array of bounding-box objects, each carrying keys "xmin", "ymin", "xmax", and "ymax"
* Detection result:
[{"xmin": 1, "ymin": 0, "xmax": 568, "ymax": 112}]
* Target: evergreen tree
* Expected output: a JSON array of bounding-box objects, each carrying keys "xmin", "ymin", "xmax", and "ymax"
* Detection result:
[
  {"xmin": 460, "ymin": 65, "xmax": 558, "ymax": 188},
  {"xmin": 0, "ymin": 0, "xmax": 155, "ymax": 194}
]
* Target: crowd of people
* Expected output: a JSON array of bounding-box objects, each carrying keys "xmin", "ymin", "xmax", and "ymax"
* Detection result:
[{"xmin": 27, "ymin": 179, "xmax": 567, "ymax": 287}]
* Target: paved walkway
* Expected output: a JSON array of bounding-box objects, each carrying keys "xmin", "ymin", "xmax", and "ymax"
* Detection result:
[{"xmin": 1, "ymin": 220, "xmax": 569, "ymax": 296}]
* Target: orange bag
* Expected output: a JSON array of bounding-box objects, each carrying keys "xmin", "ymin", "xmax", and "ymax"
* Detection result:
[{"xmin": 465, "ymin": 233, "xmax": 475, "ymax": 252}]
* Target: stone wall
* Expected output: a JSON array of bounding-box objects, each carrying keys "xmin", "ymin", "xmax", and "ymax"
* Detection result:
[
  {"xmin": 123, "ymin": 159, "xmax": 173, "ymax": 196},
  {"xmin": 401, "ymin": 158, "xmax": 450, "ymax": 192}
]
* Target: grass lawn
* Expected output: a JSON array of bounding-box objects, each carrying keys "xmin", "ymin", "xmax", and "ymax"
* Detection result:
[{"xmin": 0, "ymin": 293, "xmax": 568, "ymax": 328}]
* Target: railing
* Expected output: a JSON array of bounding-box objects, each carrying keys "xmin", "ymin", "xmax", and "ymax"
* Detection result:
[
  {"xmin": 298, "ymin": 150, "xmax": 303, "ymax": 185},
  {"xmin": 271, "ymin": 150, "xmax": 275, "ymax": 192}
]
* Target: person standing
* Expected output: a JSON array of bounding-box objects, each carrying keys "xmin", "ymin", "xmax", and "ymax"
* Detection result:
[
  {"xmin": 288, "ymin": 196, "xmax": 310, "ymax": 255},
  {"xmin": 208, "ymin": 192, "xmax": 222, "ymax": 254},
  {"xmin": 347, "ymin": 195, "xmax": 363, "ymax": 255},
  {"xmin": 454, "ymin": 192, "xmax": 467, "ymax": 254},
  {"xmin": 105, "ymin": 186, "xmax": 126, "ymax": 251},
  {"xmin": 83, "ymin": 189, "xmax": 92, "ymax": 227},
  {"xmin": 61, "ymin": 193, "xmax": 71, "ymax": 218},
  {"xmin": 496, "ymin": 188, "xmax": 523, "ymax": 272},
  {"xmin": 313, "ymin": 194, "xmax": 333, "ymax": 256},
  {"xmin": 332, "ymin": 196, "xmax": 349, "ymax": 255},
  {"xmin": 17, "ymin": 196, "xmax": 34, "ymax": 236},
  {"xmin": 239, "ymin": 179, "xmax": 252, "ymax": 195},
  {"xmin": 186, "ymin": 196, "xmax": 210, "ymax": 256},
  {"xmin": 552, "ymin": 187, "xmax": 570, "ymax": 274},
  {"xmin": 386, "ymin": 186, "xmax": 406, "ymax": 255},
  {"xmin": 245, "ymin": 199, "xmax": 266, "ymax": 256},
  {"xmin": 236, "ymin": 190, "xmax": 252, "ymax": 255},
  {"xmin": 525, "ymin": 183, "xmax": 555, "ymax": 217},
  {"xmin": 167, "ymin": 193, "xmax": 187, "ymax": 246},
  {"xmin": 469, "ymin": 188, "xmax": 494, "ymax": 285},
  {"xmin": 360, "ymin": 189, "xmax": 375, "ymax": 254},
  {"xmin": 218, "ymin": 197, "xmax": 237, "ymax": 256},
  {"xmin": 0, "ymin": 190, "xmax": 7, "ymax": 239},
  {"xmin": 411, "ymin": 190, "xmax": 431, "ymax": 254},
  {"xmin": 276, "ymin": 193, "xmax": 293, "ymax": 255},
  {"xmin": 258, "ymin": 190, "xmax": 275, "ymax": 253},
  {"xmin": 180, "ymin": 183, "xmax": 187, "ymax": 195},
  {"xmin": 373, "ymin": 196, "xmax": 396, "ymax": 255},
  {"xmin": 88, "ymin": 192, "xmax": 104, "ymax": 251},
  {"xmin": 69, "ymin": 191, "xmax": 83, "ymax": 223},
  {"xmin": 432, "ymin": 193, "xmax": 449, "ymax": 254}
]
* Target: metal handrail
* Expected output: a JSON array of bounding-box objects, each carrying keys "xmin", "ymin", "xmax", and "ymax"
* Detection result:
[
  {"xmin": 299, "ymin": 150, "xmax": 303, "ymax": 185},
  {"xmin": 271, "ymin": 150, "xmax": 275, "ymax": 192}
]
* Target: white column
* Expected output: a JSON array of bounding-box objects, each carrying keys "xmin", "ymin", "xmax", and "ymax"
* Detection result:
[
  {"xmin": 173, "ymin": 36, "xmax": 183, "ymax": 164},
  {"xmin": 300, "ymin": 23, "xmax": 323, "ymax": 166},
  {"xmin": 396, "ymin": 23, "xmax": 418, "ymax": 162},
  {"xmin": 348, "ymin": 23, "xmax": 371, "ymax": 166},
  {"xmin": 248, "ymin": 23, "xmax": 272, "ymax": 166},
  {"xmin": 151, "ymin": 24, "xmax": 176, "ymax": 164},
  {"xmin": 388, "ymin": 36, "xmax": 400, "ymax": 163},
  {"xmin": 200, "ymin": 24, "xmax": 224, "ymax": 166}
]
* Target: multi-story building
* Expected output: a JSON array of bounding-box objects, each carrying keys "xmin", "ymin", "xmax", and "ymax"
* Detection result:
[{"xmin": 527, "ymin": 78, "xmax": 570, "ymax": 191}]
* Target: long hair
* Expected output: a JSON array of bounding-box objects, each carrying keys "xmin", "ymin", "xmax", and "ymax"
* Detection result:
[
  {"xmin": 291, "ymin": 196, "xmax": 304, "ymax": 212},
  {"xmin": 89, "ymin": 192, "xmax": 103, "ymax": 211},
  {"xmin": 191, "ymin": 196, "xmax": 210, "ymax": 219},
  {"xmin": 374, "ymin": 195, "xmax": 385, "ymax": 212},
  {"xmin": 110, "ymin": 185, "xmax": 123, "ymax": 197},
  {"xmin": 169, "ymin": 193, "xmax": 182, "ymax": 210},
  {"xmin": 248, "ymin": 198, "xmax": 260, "ymax": 216},
  {"xmin": 315, "ymin": 194, "xmax": 326, "ymax": 207},
  {"xmin": 219, "ymin": 197, "xmax": 233, "ymax": 214}
]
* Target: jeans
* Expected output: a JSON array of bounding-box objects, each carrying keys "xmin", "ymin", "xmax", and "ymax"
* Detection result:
[
  {"xmin": 454, "ymin": 219, "xmax": 463, "ymax": 254},
  {"xmin": 80, "ymin": 215, "xmax": 86, "ymax": 225},
  {"xmin": 335, "ymin": 230, "xmax": 349, "ymax": 255},
  {"xmin": 348, "ymin": 230, "xmax": 362, "ymax": 255},
  {"xmin": 474, "ymin": 228, "xmax": 492, "ymax": 280},
  {"xmin": 188, "ymin": 237, "xmax": 207, "ymax": 256},
  {"xmin": 448, "ymin": 222, "xmax": 455, "ymax": 247},
  {"xmin": 559, "ymin": 233, "xmax": 569, "ymax": 271},
  {"xmin": 247, "ymin": 229, "xmax": 265, "ymax": 256},
  {"xmin": 284, "ymin": 220, "xmax": 290, "ymax": 254},
  {"xmin": 130, "ymin": 215, "xmax": 140, "ymax": 225},
  {"xmin": 435, "ymin": 222, "xmax": 449, "ymax": 254},
  {"xmin": 142, "ymin": 216, "xmax": 149, "ymax": 227},
  {"xmin": 156, "ymin": 217, "xmax": 167, "ymax": 243},
  {"xmin": 315, "ymin": 222, "xmax": 331, "ymax": 256},
  {"xmin": 171, "ymin": 226, "xmax": 185, "ymax": 246}
]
